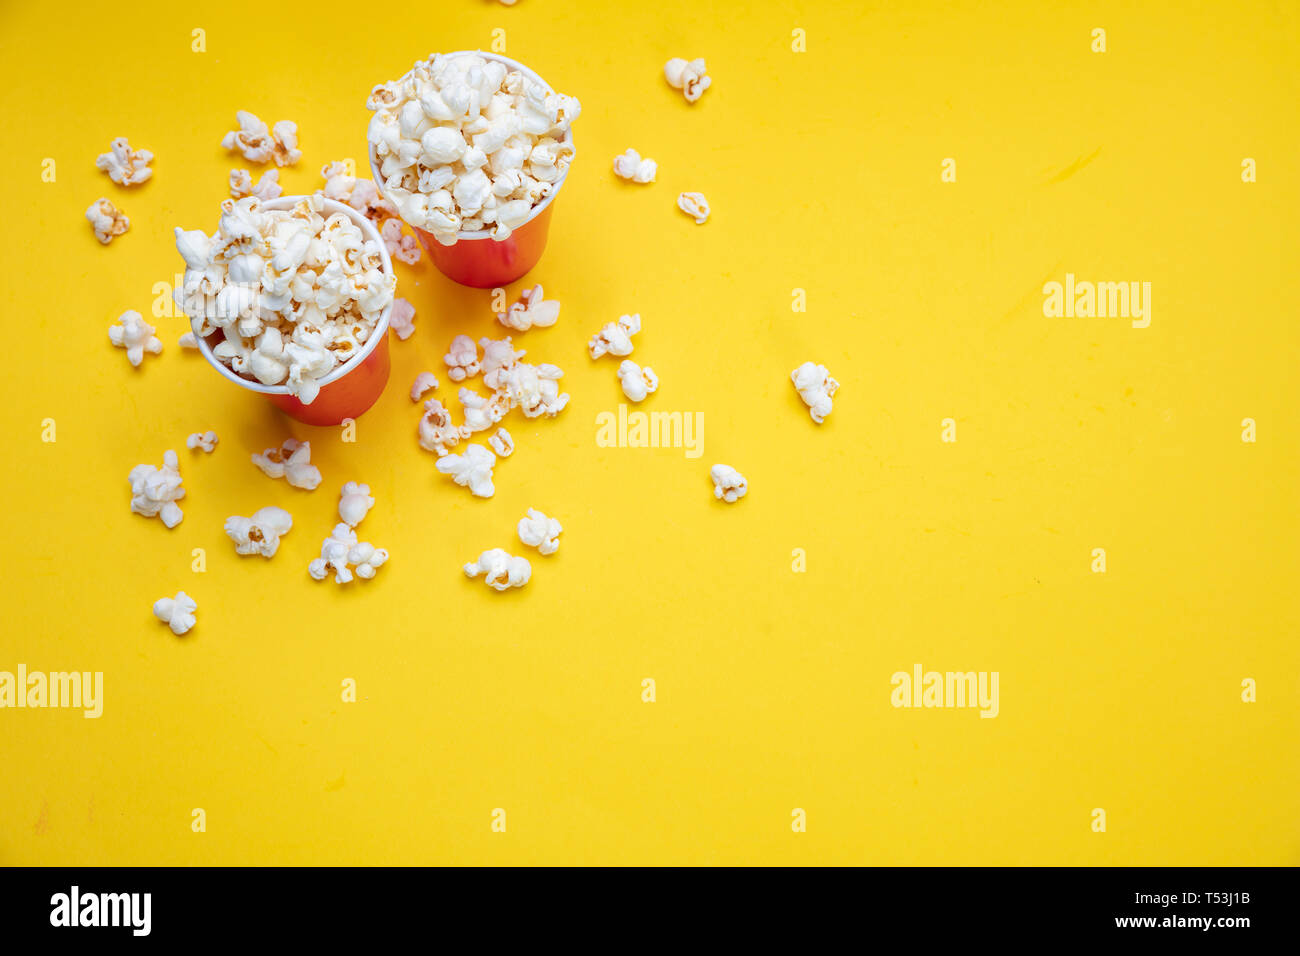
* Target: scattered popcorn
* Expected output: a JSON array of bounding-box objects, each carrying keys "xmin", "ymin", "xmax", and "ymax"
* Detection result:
[
  {"xmin": 463, "ymin": 548, "xmax": 531, "ymax": 591},
  {"xmin": 479, "ymin": 335, "xmax": 527, "ymax": 388},
  {"xmin": 153, "ymin": 591, "xmax": 197, "ymax": 636},
  {"xmin": 321, "ymin": 161, "xmax": 402, "ymax": 223},
  {"xmin": 178, "ymin": 331, "xmax": 199, "ymax": 349},
  {"xmin": 221, "ymin": 111, "xmax": 301, "ymax": 166},
  {"xmin": 229, "ymin": 167, "xmax": 282, "ymax": 201},
  {"xmin": 436, "ymin": 442, "xmax": 496, "ymax": 497},
  {"xmin": 380, "ymin": 217, "xmax": 422, "ymax": 265},
  {"xmin": 252, "ymin": 438, "xmax": 322, "ymax": 490},
  {"xmin": 664, "ymin": 57, "xmax": 711, "ymax": 103},
  {"xmin": 173, "ymin": 194, "xmax": 396, "ymax": 404},
  {"xmin": 488, "ymin": 427, "xmax": 513, "ymax": 457},
  {"xmin": 589, "ymin": 313, "xmax": 641, "ymax": 359},
  {"xmin": 389, "ymin": 297, "xmax": 417, "ymax": 340},
  {"xmin": 677, "ymin": 191, "xmax": 710, "ymax": 224},
  {"xmin": 517, "ymin": 508, "xmax": 562, "ymax": 555},
  {"xmin": 444, "ymin": 333, "xmax": 480, "ymax": 381},
  {"xmin": 458, "ymin": 386, "xmax": 510, "ymax": 433},
  {"xmin": 612, "ymin": 148, "xmax": 656, "ymax": 183},
  {"xmin": 338, "ymin": 481, "xmax": 375, "ymax": 527},
  {"xmin": 617, "ymin": 359, "xmax": 658, "ymax": 402},
  {"xmin": 308, "ymin": 523, "xmax": 389, "ymax": 583},
  {"xmin": 96, "ymin": 137, "xmax": 153, "ymax": 186},
  {"xmin": 790, "ymin": 361, "xmax": 839, "ymax": 424},
  {"xmin": 495, "ymin": 283, "xmax": 560, "ymax": 331},
  {"xmin": 86, "ymin": 198, "xmax": 129, "ymax": 244},
  {"xmin": 417, "ymin": 397, "xmax": 470, "ymax": 456},
  {"xmin": 710, "ymin": 463, "xmax": 747, "ymax": 503},
  {"xmin": 224, "ymin": 506, "xmax": 293, "ymax": 558},
  {"xmin": 496, "ymin": 361, "xmax": 569, "ymax": 417},
  {"xmin": 108, "ymin": 310, "xmax": 162, "ymax": 367},
  {"xmin": 365, "ymin": 52, "xmax": 580, "ymax": 244},
  {"xmin": 410, "ymin": 371, "xmax": 439, "ymax": 401},
  {"xmin": 128, "ymin": 450, "xmax": 185, "ymax": 528},
  {"xmin": 186, "ymin": 431, "xmax": 218, "ymax": 453}
]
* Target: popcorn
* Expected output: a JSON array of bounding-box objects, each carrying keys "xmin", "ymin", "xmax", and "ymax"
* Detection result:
[
  {"xmin": 129, "ymin": 450, "xmax": 185, "ymax": 528},
  {"xmin": 338, "ymin": 481, "xmax": 375, "ymax": 527},
  {"xmin": 612, "ymin": 148, "xmax": 656, "ymax": 183},
  {"xmin": 186, "ymin": 431, "xmax": 218, "ymax": 453},
  {"xmin": 488, "ymin": 427, "xmax": 514, "ymax": 457},
  {"xmin": 617, "ymin": 359, "xmax": 658, "ymax": 402},
  {"xmin": 410, "ymin": 371, "xmax": 439, "ymax": 401},
  {"xmin": 664, "ymin": 57, "xmax": 711, "ymax": 103},
  {"xmin": 677, "ymin": 191, "xmax": 710, "ymax": 224},
  {"xmin": 221, "ymin": 111, "xmax": 301, "ymax": 166},
  {"xmin": 517, "ymin": 507, "xmax": 562, "ymax": 555},
  {"xmin": 495, "ymin": 283, "xmax": 560, "ymax": 331},
  {"xmin": 153, "ymin": 591, "xmax": 197, "ymax": 636},
  {"xmin": 417, "ymin": 397, "xmax": 470, "ymax": 456},
  {"xmin": 252, "ymin": 438, "xmax": 322, "ymax": 490},
  {"xmin": 790, "ymin": 361, "xmax": 839, "ymax": 424},
  {"xmin": 229, "ymin": 168, "xmax": 282, "ymax": 201},
  {"xmin": 443, "ymin": 333, "xmax": 480, "ymax": 381},
  {"xmin": 479, "ymin": 335, "xmax": 526, "ymax": 388},
  {"xmin": 96, "ymin": 137, "xmax": 153, "ymax": 186},
  {"xmin": 173, "ymin": 194, "xmax": 396, "ymax": 404},
  {"xmin": 496, "ymin": 362, "xmax": 569, "ymax": 418},
  {"xmin": 224, "ymin": 506, "xmax": 293, "ymax": 558},
  {"xmin": 589, "ymin": 313, "xmax": 641, "ymax": 359},
  {"xmin": 308, "ymin": 523, "xmax": 388, "ymax": 583},
  {"xmin": 179, "ymin": 332, "xmax": 199, "ymax": 349},
  {"xmin": 463, "ymin": 548, "xmax": 531, "ymax": 591},
  {"xmin": 86, "ymin": 198, "xmax": 129, "ymax": 244},
  {"xmin": 710, "ymin": 463, "xmax": 747, "ymax": 503},
  {"xmin": 320, "ymin": 161, "xmax": 402, "ymax": 223},
  {"xmin": 108, "ymin": 310, "xmax": 162, "ymax": 367},
  {"xmin": 458, "ymin": 385, "xmax": 510, "ymax": 433},
  {"xmin": 365, "ymin": 52, "xmax": 580, "ymax": 244},
  {"xmin": 436, "ymin": 442, "xmax": 496, "ymax": 497},
  {"xmin": 381, "ymin": 217, "xmax": 422, "ymax": 264},
  {"xmin": 389, "ymin": 297, "xmax": 417, "ymax": 340}
]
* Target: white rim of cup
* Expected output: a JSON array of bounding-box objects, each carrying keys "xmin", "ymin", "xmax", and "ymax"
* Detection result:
[
  {"xmin": 367, "ymin": 50, "xmax": 574, "ymax": 243},
  {"xmin": 192, "ymin": 195, "xmax": 394, "ymax": 400}
]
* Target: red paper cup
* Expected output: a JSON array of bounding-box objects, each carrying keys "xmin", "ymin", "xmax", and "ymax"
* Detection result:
[
  {"xmin": 369, "ymin": 51, "xmax": 573, "ymax": 289},
  {"xmin": 193, "ymin": 196, "xmax": 395, "ymax": 427}
]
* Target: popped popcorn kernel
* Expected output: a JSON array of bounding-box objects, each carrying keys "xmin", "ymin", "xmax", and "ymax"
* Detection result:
[
  {"xmin": 308, "ymin": 522, "xmax": 388, "ymax": 584},
  {"xmin": 488, "ymin": 427, "xmax": 514, "ymax": 457},
  {"xmin": 366, "ymin": 52, "xmax": 580, "ymax": 245},
  {"xmin": 108, "ymin": 310, "xmax": 162, "ymax": 367},
  {"xmin": 178, "ymin": 332, "xmax": 200, "ymax": 349},
  {"xmin": 410, "ymin": 371, "xmax": 439, "ymax": 401},
  {"xmin": 443, "ymin": 333, "xmax": 480, "ymax": 381},
  {"xmin": 612, "ymin": 148, "xmax": 656, "ymax": 183},
  {"xmin": 381, "ymin": 217, "xmax": 422, "ymax": 265},
  {"xmin": 517, "ymin": 507, "xmax": 562, "ymax": 555},
  {"xmin": 96, "ymin": 137, "xmax": 153, "ymax": 186},
  {"xmin": 496, "ymin": 283, "xmax": 560, "ymax": 331},
  {"xmin": 224, "ymin": 506, "xmax": 293, "ymax": 558},
  {"xmin": 589, "ymin": 313, "xmax": 641, "ymax": 359},
  {"xmin": 677, "ymin": 191, "xmax": 710, "ymax": 224},
  {"xmin": 229, "ymin": 167, "xmax": 282, "ymax": 201},
  {"xmin": 710, "ymin": 463, "xmax": 747, "ymax": 503},
  {"xmin": 617, "ymin": 359, "xmax": 658, "ymax": 402},
  {"xmin": 464, "ymin": 548, "xmax": 531, "ymax": 591},
  {"xmin": 417, "ymin": 397, "xmax": 470, "ymax": 456},
  {"xmin": 252, "ymin": 438, "xmax": 322, "ymax": 490},
  {"xmin": 338, "ymin": 481, "xmax": 375, "ymax": 528},
  {"xmin": 436, "ymin": 442, "xmax": 496, "ymax": 497},
  {"xmin": 129, "ymin": 450, "xmax": 185, "ymax": 528},
  {"xmin": 389, "ymin": 297, "xmax": 417, "ymax": 340},
  {"xmin": 153, "ymin": 591, "xmax": 197, "ymax": 635},
  {"xmin": 222, "ymin": 110, "xmax": 301, "ymax": 166},
  {"xmin": 186, "ymin": 431, "xmax": 218, "ymax": 453},
  {"xmin": 790, "ymin": 361, "xmax": 839, "ymax": 424},
  {"xmin": 664, "ymin": 57, "xmax": 711, "ymax": 103},
  {"xmin": 86, "ymin": 198, "xmax": 129, "ymax": 244}
]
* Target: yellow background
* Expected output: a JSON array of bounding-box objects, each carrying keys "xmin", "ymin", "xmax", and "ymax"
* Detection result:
[{"xmin": 1, "ymin": 0, "xmax": 1296, "ymax": 865}]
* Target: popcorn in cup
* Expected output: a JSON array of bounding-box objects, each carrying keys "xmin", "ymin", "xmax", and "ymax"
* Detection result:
[
  {"xmin": 366, "ymin": 51, "xmax": 579, "ymax": 288},
  {"xmin": 175, "ymin": 194, "xmax": 396, "ymax": 427}
]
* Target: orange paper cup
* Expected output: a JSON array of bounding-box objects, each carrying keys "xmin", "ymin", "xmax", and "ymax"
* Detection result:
[
  {"xmin": 369, "ymin": 51, "xmax": 573, "ymax": 289},
  {"xmin": 192, "ymin": 196, "xmax": 395, "ymax": 427}
]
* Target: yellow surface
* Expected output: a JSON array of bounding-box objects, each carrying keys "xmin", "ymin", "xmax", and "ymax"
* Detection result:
[{"xmin": 1, "ymin": 0, "xmax": 1297, "ymax": 866}]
